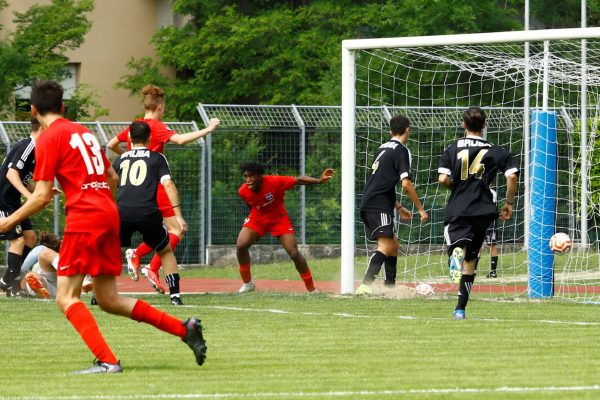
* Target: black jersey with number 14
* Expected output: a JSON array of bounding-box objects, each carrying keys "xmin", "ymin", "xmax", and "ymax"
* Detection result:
[
  {"xmin": 113, "ymin": 147, "xmax": 171, "ymax": 223},
  {"xmin": 438, "ymin": 135, "xmax": 519, "ymax": 224},
  {"xmin": 360, "ymin": 138, "xmax": 412, "ymax": 213}
]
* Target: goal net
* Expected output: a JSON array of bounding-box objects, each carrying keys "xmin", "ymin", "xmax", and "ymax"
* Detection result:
[{"xmin": 341, "ymin": 28, "xmax": 600, "ymax": 302}]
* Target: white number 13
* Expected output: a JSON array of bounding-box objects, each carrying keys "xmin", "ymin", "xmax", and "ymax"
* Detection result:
[{"xmin": 69, "ymin": 133, "xmax": 105, "ymax": 175}]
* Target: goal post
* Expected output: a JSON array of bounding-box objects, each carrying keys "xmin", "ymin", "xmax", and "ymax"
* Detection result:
[{"xmin": 341, "ymin": 27, "xmax": 600, "ymax": 299}]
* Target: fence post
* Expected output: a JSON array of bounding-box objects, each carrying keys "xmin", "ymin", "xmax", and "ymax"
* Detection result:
[{"xmin": 291, "ymin": 105, "xmax": 306, "ymax": 245}]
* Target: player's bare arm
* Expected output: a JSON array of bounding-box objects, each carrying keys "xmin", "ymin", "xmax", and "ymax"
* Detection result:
[
  {"xmin": 105, "ymin": 166, "xmax": 119, "ymax": 193},
  {"xmin": 401, "ymin": 178, "xmax": 428, "ymax": 222},
  {"xmin": 107, "ymin": 136, "xmax": 125, "ymax": 155},
  {"xmin": 295, "ymin": 168, "xmax": 335, "ymax": 185},
  {"xmin": 501, "ymin": 173, "xmax": 518, "ymax": 221},
  {"xmin": 6, "ymin": 168, "xmax": 32, "ymax": 200},
  {"xmin": 438, "ymin": 173, "xmax": 453, "ymax": 189},
  {"xmin": 0, "ymin": 180, "xmax": 53, "ymax": 232},
  {"xmin": 394, "ymin": 200, "xmax": 412, "ymax": 221},
  {"xmin": 169, "ymin": 118, "xmax": 221, "ymax": 145},
  {"xmin": 163, "ymin": 179, "xmax": 188, "ymax": 234}
]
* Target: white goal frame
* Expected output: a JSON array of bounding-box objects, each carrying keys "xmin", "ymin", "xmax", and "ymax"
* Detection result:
[{"xmin": 341, "ymin": 27, "xmax": 600, "ymax": 295}]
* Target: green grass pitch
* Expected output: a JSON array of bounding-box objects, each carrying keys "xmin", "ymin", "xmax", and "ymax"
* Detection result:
[{"xmin": 2, "ymin": 286, "xmax": 600, "ymax": 399}]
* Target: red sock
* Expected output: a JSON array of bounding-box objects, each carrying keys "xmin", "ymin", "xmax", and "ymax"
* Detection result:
[
  {"xmin": 136, "ymin": 242, "xmax": 154, "ymax": 258},
  {"xmin": 65, "ymin": 301, "xmax": 118, "ymax": 364},
  {"xmin": 300, "ymin": 270, "xmax": 315, "ymax": 292},
  {"xmin": 130, "ymin": 299, "xmax": 186, "ymax": 338},
  {"xmin": 149, "ymin": 233, "xmax": 180, "ymax": 272},
  {"xmin": 239, "ymin": 263, "xmax": 251, "ymax": 283}
]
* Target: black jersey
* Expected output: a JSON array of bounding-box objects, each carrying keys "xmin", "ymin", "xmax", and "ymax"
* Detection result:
[
  {"xmin": 438, "ymin": 135, "xmax": 519, "ymax": 224},
  {"xmin": 360, "ymin": 138, "xmax": 412, "ymax": 213},
  {"xmin": 113, "ymin": 147, "xmax": 171, "ymax": 223},
  {"xmin": 0, "ymin": 137, "xmax": 35, "ymax": 209}
]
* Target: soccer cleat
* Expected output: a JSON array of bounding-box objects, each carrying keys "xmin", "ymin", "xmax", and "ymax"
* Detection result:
[
  {"xmin": 182, "ymin": 318, "xmax": 207, "ymax": 366},
  {"xmin": 125, "ymin": 248, "xmax": 140, "ymax": 281},
  {"xmin": 0, "ymin": 278, "xmax": 10, "ymax": 291},
  {"xmin": 238, "ymin": 281, "xmax": 256, "ymax": 293},
  {"xmin": 74, "ymin": 360, "xmax": 123, "ymax": 374},
  {"xmin": 171, "ymin": 296, "xmax": 184, "ymax": 306},
  {"xmin": 449, "ymin": 247, "xmax": 464, "ymax": 284},
  {"xmin": 90, "ymin": 292, "xmax": 97, "ymax": 306},
  {"xmin": 487, "ymin": 270, "xmax": 497, "ymax": 278},
  {"xmin": 142, "ymin": 267, "xmax": 166, "ymax": 294},
  {"xmin": 81, "ymin": 275, "xmax": 94, "ymax": 293},
  {"xmin": 453, "ymin": 309, "xmax": 466, "ymax": 319},
  {"xmin": 355, "ymin": 283, "xmax": 373, "ymax": 295},
  {"xmin": 25, "ymin": 272, "xmax": 50, "ymax": 299}
]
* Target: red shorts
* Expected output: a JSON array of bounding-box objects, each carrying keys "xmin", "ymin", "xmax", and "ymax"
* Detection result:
[
  {"xmin": 157, "ymin": 185, "xmax": 175, "ymax": 218},
  {"xmin": 57, "ymin": 229, "xmax": 122, "ymax": 277},
  {"xmin": 243, "ymin": 214, "xmax": 295, "ymax": 237}
]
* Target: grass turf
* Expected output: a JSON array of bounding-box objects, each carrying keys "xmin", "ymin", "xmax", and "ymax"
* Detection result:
[{"xmin": 1, "ymin": 291, "xmax": 600, "ymax": 399}]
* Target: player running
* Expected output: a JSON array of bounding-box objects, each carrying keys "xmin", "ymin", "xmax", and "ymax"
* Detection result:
[
  {"xmin": 438, "ymin": 106, "xmax": 518, "ymax": 319},
  {"xmin": 236, "ymin": 162, "xmax": 334, "ymax": 293},
  {"xmin": 0, "ymin": 80, "xmax": 207, "ymax": 373},
  {"xmin": 107, "ymin": 84, "xmax": 220, "ymax": 294},
  {"xmin": 113, "ymin": 121, "xmax": 185, "ymax": 305}
]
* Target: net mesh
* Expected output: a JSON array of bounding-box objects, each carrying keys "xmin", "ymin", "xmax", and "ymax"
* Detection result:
[{"xmin": 352, "ymin": 38, "xmax": 600, "ymax": 302}]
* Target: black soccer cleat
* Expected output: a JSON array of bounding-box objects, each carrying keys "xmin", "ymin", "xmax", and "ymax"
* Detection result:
[
  {"xmin": 487, "ymin": 270, "xmax": 497, "ymax": 278},
  {"xmin": 182, "ymin": 317, "xmax": 207, "ymax": 366},
  {"xmin": 171, "ymin": 296, "xmax": 184, "ymax": 306}
]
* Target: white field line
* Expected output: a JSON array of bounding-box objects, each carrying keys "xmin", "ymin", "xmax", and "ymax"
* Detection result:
[
  {"xmin": 4, "ymin": 385, "xmax": 600, "ymax": 399},
  {"xmin": 205, "ymin": 305, "xmax": 600, "ymax": 326}
]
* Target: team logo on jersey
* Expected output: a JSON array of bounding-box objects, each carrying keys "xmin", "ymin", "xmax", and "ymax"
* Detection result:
[
  {"xmin": 265, "ymin": 192, "xmax": 274, "ymax": 202},
  {"xmin": 256, "ymin": 192, "xmax": 275, "ymax": 210},
  {"xmin": 15, "ymin": 224, "xmax": 22, "ymax": 235}
]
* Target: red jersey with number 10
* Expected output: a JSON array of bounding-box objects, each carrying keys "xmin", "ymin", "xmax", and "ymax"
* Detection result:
[
  {"xmin": 34, "ymin": 118, "xmax": 118, "ymax": 232},
  {"xmin": 238, "ymin": 175, "xmax": 296, "ymax": 220},
  {"xmin": 116, "ymin": 119, "xmax": 176, "ymax": 153}
]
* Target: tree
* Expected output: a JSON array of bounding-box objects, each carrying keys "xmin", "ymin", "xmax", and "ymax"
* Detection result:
[
  {"xmin": 0, "ymin": 0, "xmax": 97, "ymax": 119},
  {"xmin": 117, "ymin": 0, "xmax": 522, "ymax": 121}
]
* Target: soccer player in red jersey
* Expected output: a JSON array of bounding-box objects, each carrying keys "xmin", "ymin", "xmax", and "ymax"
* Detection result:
[
  {"xmin": 0, "ymin": 80, "xmax": 207, "ymax": 373},
  {"xmin": 236, "ymin": 162, "xmax": 335, "ymax": 293},
  {"xmin": 107, "ymin": 85, "xmax": 220, "ymax": 294}
]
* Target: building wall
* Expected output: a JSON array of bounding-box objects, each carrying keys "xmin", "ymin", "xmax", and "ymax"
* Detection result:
[{"xmin": 0, "ymin": 0, "xmax": 176, "ymax": 121}]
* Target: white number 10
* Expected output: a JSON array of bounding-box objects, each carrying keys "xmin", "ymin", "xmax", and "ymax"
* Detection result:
[{"xmin": 69, "ymin": 133, "xmax": 105, "ymax": 175}]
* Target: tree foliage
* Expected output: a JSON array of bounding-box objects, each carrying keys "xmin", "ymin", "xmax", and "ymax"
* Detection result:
[{"xmin": 0, "ymin": 0, "xmax": 96, "ymax": 119}]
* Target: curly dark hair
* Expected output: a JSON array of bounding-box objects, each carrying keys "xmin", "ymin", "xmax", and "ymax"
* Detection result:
[
  {"xmin": 38, "ymin": 232, "xmax": 61, "ymax": 252},
  {"xmin": 239, "ymin": 162, "xmax": 265, "ymax": 175}
]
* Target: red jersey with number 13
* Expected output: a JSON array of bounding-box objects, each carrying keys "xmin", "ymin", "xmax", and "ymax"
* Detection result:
[
  {"xmin": 34, "ymin": 118, "xmax": 118, "ymax": 232},
  {"xmin": 238, "ymin": 175, "xmax": 296, "ymax": 220}
]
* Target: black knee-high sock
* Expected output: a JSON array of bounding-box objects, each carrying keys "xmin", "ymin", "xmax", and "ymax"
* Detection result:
[
  {"xmin": 384, "ymin": 256, "xmax": 397, "ymax": 287},
  {"xmin": 165, "ymin": 273, "xmax": 180, "ymax": 297},
  {"xmin": 491, "ymin": 256, "xmax": 498, "ymax": 271},
  {"xmin": 456, "ymin": 274, "xmax": 475, "ymax": 311},
  {"xmin": 2, "ymin": 252, "xmax": 23, "ymax": 285},
  {"xmin": 363, "ymin": 251, "xmax": 386, "ymax": 284}
]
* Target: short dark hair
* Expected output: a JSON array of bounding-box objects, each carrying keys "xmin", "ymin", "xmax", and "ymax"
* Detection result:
[
  {"xmin": 240, "ymin": 162, "xmax": 265, "ymax": 175},
  {"xmin": 129, "ymin": 121, "xmax": 151, "ymax": 144},
  {"xmin": 463, "ymin": 106, "xmax": 487, "ymax": 132},
  {"xmin": 38, "ymin": 231, "xmax": 61, "ymax": 252},
  {"xmin": 30, "ymin": 80, "xmax": 63, "ymax": 116},
  {"xmin": 390, "ymin": 114, "xmax": 410, "ymax": 135},
  {"xmin": 30, "ymin": 116, "xmax": 40, "ymax": 132}
]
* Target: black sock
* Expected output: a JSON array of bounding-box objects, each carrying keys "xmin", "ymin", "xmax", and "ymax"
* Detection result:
[
  {"xmin": 456, "ymin": 274, "xmax": 475, "ymax": 311},
  {"xmin": 384, "ymin": 256, "xmax": 397, "ymax": 287},
  {"xmin": 2, "ymin": 252, "xmax": 23, "ymax": 285},
  {"xmin": 363, "ymin": 251, "xmax": 386, "ymax": 284},
  {"xmin": 165, "ymin": 273, "xmax": 180, "ymax": 296},
  {"xmin": 491, "ymin": 256, "xmax": 498, "ymax": 271}
]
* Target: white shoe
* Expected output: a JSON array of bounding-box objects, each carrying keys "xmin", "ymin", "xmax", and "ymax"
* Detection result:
[
  {"xmin": 238, "ymin": 281, "xmax": 256, "ymax": 293},
  {"xmin": 82, "ymin": 275, "xmax": 94, "ymax": 293},
  {"xmin": 125, "ymin": 248, "xmax": 140, "ymax": 281}
]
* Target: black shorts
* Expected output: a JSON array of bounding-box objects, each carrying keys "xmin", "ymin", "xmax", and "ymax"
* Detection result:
[
  {"xmin": 361, "ymin": 210, "xmax": 395, "ymax": 240},
  {"xmin": 120, "ymin": 220, "xmax": 169, "ymax": 251},
  {"xmin": 0, "ymin": 209, "xmax": 33, "ymax": 240},
  {"xmin": 485, "ymin": 219, "xmax": 498, "ymax": 245},
  {"xmin": 444, "ymin": 215, "xmax": 496, "ymax": 261}
]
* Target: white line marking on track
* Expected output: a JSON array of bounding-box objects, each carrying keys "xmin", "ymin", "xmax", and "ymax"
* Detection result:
[{"xmin": 4, "ymin": 384, "xmax": 600, "ymax": 399}]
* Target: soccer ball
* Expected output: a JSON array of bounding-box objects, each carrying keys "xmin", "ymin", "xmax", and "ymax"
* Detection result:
[
  {"xmin": 549, "ymin": 232, "xmax": 572, "ymax": 254},
  {"xmin": 415, "ymin": 283, "xmax": 435, "ymax": 296}
]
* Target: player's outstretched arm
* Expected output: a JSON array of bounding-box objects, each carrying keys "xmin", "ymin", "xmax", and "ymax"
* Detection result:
[
  {"xmin": 295, "ymin": 168, "xmax": 335, "ymax": 186},
  {"xmin": 169, "ymin": 118, "xmax": 221, "ymax": 145},
  {"xmin": 107, "ymin": 136, "xmax": 125, "ymax": 155},
  {"xmin": 401, "ymin": 178, "xmax": 428, "ymax": 222},
  {"xmin": 0, "ymin": 180, "xmax": 53, "ymax": 233},
  {"xmin": 500, "ymin": 173, "xmax": 518, "ymax": 221}
]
